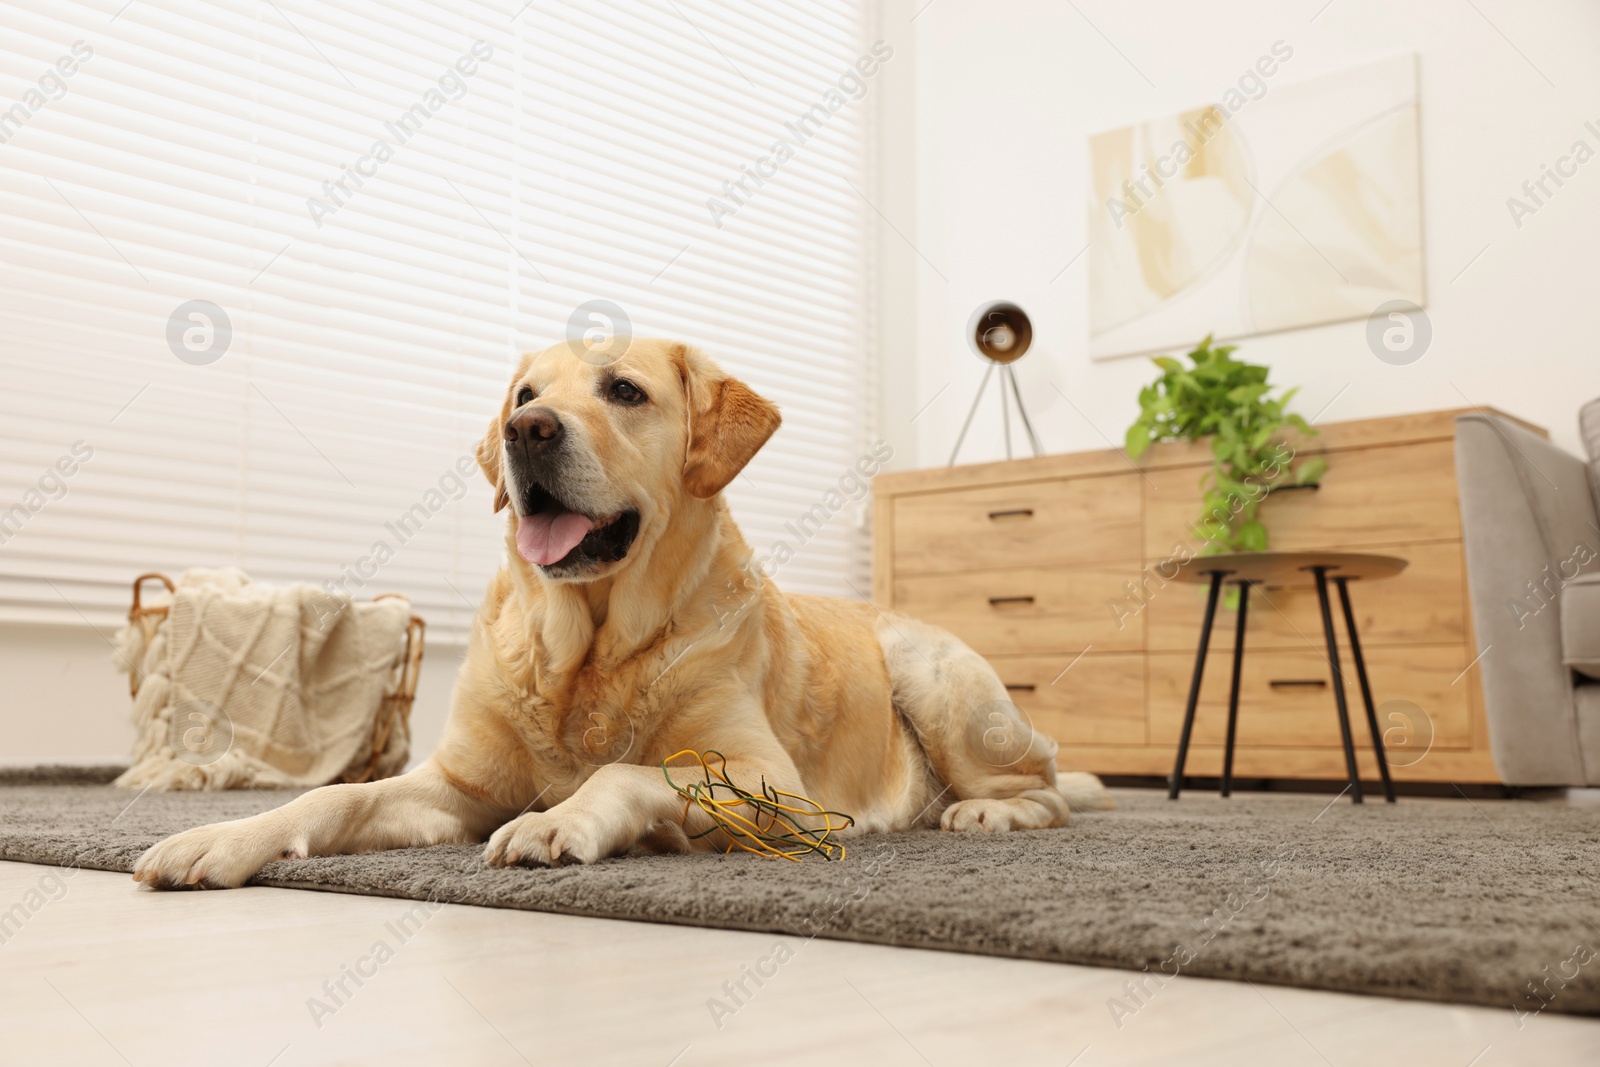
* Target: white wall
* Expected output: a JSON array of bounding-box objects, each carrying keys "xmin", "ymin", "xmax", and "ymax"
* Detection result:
[
  {"xmin": 0, "ymin": 624, "xmax": 129, "ymax": 766},
  {"xmin": 878, "ymin": 0, "xmax": 1600, "ymax": 466},
  {"xmin": 871, "ymin": 0, "xmax": 924, "ymax": 466}
]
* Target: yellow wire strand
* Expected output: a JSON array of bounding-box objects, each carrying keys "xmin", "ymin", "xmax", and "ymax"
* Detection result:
[{"xmin": 662, "ymin": 749, "xmax": 854, "ymax": 861}]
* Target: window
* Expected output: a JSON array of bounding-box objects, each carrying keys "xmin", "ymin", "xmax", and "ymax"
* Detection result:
[{"xmin": 0, "ymin": 0, "xmax": 876, "ymax": 641}]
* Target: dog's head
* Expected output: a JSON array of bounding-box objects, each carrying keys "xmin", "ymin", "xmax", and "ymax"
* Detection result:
[{"xmin": 476, "ymin": 339, "xmax": 781, "ymax": 581}]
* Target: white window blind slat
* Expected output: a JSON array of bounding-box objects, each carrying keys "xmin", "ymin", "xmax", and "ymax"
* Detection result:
[{"xmin": 0, "ymin": 0, "xmax": 874, "ymax": 642}]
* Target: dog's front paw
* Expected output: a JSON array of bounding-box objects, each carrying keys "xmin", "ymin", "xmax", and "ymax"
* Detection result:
[
  {"xmin": 940, "ymin": 798, "xmax": 1021, "ymax": 833},
  {"xmin": 483, "ymin": 809, "xmax": 609, "ymax": 867},
  {"xmin": 132, "ymin": 820, "xmax": 283, "ymax": 889}
]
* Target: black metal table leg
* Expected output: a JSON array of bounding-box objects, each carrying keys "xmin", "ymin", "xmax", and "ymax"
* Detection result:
[
  {"xmin": 1311, "ymin": 566, "xmax": 1364, "ymax": 804},
  {"xmin": 1335, "ymin": 576, "xmax": 1397, "ymax": 803},
  {"xmin": 1221, "ymin": 580, "xmax": 1251, "ymax": 798},
  {"xmin": 1170, "ymin": 569, "xmax": 1226, "ymax": 800}
]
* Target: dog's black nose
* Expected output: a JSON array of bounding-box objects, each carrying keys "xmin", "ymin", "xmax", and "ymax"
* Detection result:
[{"xmin": 505, "ymin": 407, "xmax": 563, "ymax": 452}]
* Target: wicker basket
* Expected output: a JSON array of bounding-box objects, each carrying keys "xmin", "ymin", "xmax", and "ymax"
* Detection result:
[{"xmin": 126, "ymin": 572, "xmax": 426, "ymax": 784}]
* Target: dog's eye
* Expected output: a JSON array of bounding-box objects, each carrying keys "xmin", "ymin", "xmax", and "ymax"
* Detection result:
[
  {"xmin": 515, "ymin": 386, "xmax": 535, "ymax": 407},
  {"xmin": 609, "ymin": 378, "xmax": 647, "ymax": 405}
]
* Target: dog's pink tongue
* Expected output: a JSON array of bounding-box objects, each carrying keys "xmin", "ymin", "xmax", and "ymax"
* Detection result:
[{"xmin": 516, "ymin": 511, "xmax": 595, "ymax": 566}]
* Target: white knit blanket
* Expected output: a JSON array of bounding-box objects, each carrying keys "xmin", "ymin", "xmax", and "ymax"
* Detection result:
[{"xmin": 113, "ymin": 569, "xmax": 411, "ymax": 790}]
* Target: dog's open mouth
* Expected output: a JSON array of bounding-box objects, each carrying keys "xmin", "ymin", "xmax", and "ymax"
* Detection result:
[{"xmin": 515, "ymin": 484, "xmax": 639, "ymax": 571}]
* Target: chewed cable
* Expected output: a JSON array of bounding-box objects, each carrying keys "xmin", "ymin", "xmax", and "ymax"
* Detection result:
[{"xmin": 661, "ymin": 749, "xmax": 854, "ymax": 862}]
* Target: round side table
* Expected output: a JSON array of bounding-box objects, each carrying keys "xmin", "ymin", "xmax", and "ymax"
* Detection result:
[{"xmin": 1166, "ymin": 551, "xmax": 1408, "ymax": 805}]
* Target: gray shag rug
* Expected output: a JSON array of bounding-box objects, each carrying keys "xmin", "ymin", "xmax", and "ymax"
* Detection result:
[{"xmin": 2, "ymin": 767, "xmax": 1597, "ymax": 1016}]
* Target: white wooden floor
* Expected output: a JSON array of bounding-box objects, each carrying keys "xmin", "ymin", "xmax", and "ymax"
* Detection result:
[{"xmin": 0, "ymin": 859, "xmax": 1593, "ymax": 1067}]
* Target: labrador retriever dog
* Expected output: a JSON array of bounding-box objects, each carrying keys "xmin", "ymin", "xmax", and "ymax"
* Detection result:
[{"xmin": 133, "ymin": 340, "xmax": 1107, "ymax": 887}]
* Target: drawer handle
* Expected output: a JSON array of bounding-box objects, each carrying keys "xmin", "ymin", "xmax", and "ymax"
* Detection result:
[
  {"xmin": 988, "ymin": 595, "xmax": 1036, "ymax": 607},
  {"xmin": 1004, "ymin": 683, "xmax": 1036, "ymax": 693},
  {"xmin": 1269, "ymin": 679, "xmax": 1327, "ymax": 689},
  {"xmin": 987, "ymin": 508, "xmax": 1034, "ymax": 520},
  {"xmin": 1264, "ymin": 482, "xmax": 1321, "ymax": 495}
]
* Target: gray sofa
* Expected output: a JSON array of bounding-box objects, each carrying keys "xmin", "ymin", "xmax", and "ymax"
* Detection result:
[{"xmin": 1456, "ymin": 401, "xmax": 1600, "ymax": 785}]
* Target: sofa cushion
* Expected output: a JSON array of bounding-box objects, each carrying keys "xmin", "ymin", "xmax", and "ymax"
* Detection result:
[
  {"xmin": 1563, "ymin": 572, "xmax": 1600, "ymax": 680},
  {"xmin": 1581, "ymin": 397, "xmax": 1600, "ymax": 510}
]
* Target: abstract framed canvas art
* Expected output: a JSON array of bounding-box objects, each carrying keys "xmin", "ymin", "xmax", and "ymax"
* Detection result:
[{"xmin": 1088, "ymin": 53, "xmax": 1424, "ymax": 360}]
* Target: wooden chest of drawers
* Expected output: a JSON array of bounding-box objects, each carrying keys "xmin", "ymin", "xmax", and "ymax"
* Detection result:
[{"xmin": 871, "ymin": 408, "xmax": 1542, "ymax": 785}]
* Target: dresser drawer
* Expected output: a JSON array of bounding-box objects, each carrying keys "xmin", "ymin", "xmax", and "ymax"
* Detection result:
[
  {"xmin": 894, "ymin": 565, "xmax": 1142, "ymax": 654},
  {"xmin": 986, "ymin": 653, "xmax": 1146, "ymax": 746},
  {"xmin": 894, "ymin": 473, "xmax": 1141, "ymax": 575},
  {"xmin": 1143, "ymin": 439, "xmax": 1460, "ymax": 557},
  {"xmin": 1148, "ymin": 644, "xmax": 1469, "ymax": 753},
  {"xmin": 1143, "ymin": 541, "xmax": 1468, "ymax": 653}
]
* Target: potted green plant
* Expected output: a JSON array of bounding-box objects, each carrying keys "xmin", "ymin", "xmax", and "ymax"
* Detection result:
[{"xmin": 1124, "ymin": 335, "xmax": 1325, "ymax": 554}]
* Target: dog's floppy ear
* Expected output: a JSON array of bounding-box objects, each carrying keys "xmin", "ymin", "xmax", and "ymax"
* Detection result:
[
  {"xmin": 675, "ymin": 345, "xmax": 781, "ymax": 499},
  {"xmin": 475, "ymin": 408, "xmax": 511, "ymax": 514}
]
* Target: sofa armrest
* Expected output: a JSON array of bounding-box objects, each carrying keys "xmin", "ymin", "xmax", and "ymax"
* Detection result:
[{"xmin": 1455, "ymin": 412, "xmax": 1600, "ymax": 785}]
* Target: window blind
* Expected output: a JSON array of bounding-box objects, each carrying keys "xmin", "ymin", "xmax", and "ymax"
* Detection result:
[{"xmin": 0, "ymin": 0, "xmax": 875, "ymax": 643}]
